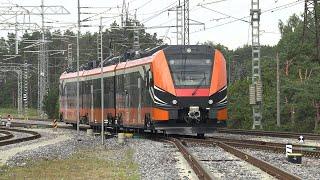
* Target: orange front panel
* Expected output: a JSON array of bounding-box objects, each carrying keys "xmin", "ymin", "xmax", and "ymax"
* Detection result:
[
  {"xmin": 209, "ymin": 50, "xmax": 227, "ymax": 95},
  {"xmin": 217, "ymin": 108, "xmax": 228, "ymax": 121},
  {"xmin": 151, "ymin": 108, "xmax": 169, "ymax": 121},
  {"xmin": 151, "ymin": 50, "xmax": 176, "ymax": 96}
]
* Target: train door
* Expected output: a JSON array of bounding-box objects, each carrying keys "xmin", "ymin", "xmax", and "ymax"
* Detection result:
[
  {"xmin": 65, "ymin": 86, "xmax": 68, "ymax": 120},
  {"xmin": 124, "ymin": 88, "xmax": 130, "ymax": 125},
  {"xmin": 90, "ymin": 84, "xmax": 94, "ymax": 123},
  {"xmin": 138, "ymin": 77, "xmax": 141, "ymax": 124}
]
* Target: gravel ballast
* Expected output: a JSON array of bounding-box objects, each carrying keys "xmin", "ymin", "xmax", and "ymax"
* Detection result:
[
  {"xmin": 188, "ymin": 144, "xmax": 275, "ymax": 180},
  {"xmin": 242, "ymin": 148, "xmax": 320, "ymax": 180}
]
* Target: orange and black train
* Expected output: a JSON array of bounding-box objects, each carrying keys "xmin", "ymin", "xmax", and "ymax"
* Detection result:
[{"xmin": 59, "ymin": 45, "xmax": 227, "ymax": 135}]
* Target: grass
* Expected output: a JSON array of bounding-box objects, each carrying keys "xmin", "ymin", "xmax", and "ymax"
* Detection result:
[
  {"xmin": 0, "ymin": 107, "xmax": 39, "ymax": 119},
  {"xmin": 0, "ymin": 147, "xmax": 140, "ymax": 180}
]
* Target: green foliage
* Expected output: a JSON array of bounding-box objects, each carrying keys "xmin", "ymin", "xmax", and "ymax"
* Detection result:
[
  {"xmin": 227, "ymin": 79, "xmax": 252, "ymax": 129},
  {"xmin": 227, "ymin": 13, "xmax": 320, "ymax": 133},
  {"xmin": 43, "ymin": 87, "xmax": 59, "ymax": 119}
]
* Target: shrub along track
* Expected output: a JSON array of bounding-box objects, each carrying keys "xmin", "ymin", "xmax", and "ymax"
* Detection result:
[{"xmin": 0, "ymin": 127, "xmax": 41, "ymax": 147}]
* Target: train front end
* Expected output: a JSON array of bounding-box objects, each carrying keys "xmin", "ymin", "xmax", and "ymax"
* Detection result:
[{"xmin": 149, "ymin": 45, "xmax": 227, "ymax": 135}]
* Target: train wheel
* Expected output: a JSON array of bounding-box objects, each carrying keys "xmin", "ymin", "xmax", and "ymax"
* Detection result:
[
  {"xmin": 197, "ymin": 133, "xmax": 204, "ymax": 139},
  {"xmin": 72, "ymin": 123, "xmax": 77, "ymax": 129},
  {"xmin": 144, "ymin": 114, "xmax": 152, "ymax": 129},
  {"xmin": 59, "ymin": 113, "xmax": 64, "ymax": 122}
]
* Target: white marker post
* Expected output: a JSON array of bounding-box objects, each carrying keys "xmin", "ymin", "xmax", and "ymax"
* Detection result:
[
  {"xmin": 286, "ymin": 144, "xmax": 292, "ymax": 157},
  {"xmin": 298, "ymin": 135, "xmax": 304, "ymax": 144}
]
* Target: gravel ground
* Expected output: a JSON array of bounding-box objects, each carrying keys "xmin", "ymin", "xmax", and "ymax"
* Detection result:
[
  {"xmin": 0, "ymin": 128, "xmax": 183, "ymax": 180},
  {"xmin": 129, "ymin": 139, "xmax": 181, "ymax": 180},
  {"xmin": 206, "ymin": 132, "xmax": 320, "ymax": 147},
  {"xmin": 187, "ymin": 144, "xmax": 275, "ymax": 180},
  {"xmin": 242, "ymin": 148, "xmax": 320, "ymax": 180}
]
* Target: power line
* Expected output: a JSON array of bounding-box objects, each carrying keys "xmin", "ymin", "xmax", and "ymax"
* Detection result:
[
  {"xmin": 190, "ymin": 0, "xmax": 303, "ymax": 34},
  {"xmin": 199, "ymin": 5, "xmax": 250, "ymax": 23}
]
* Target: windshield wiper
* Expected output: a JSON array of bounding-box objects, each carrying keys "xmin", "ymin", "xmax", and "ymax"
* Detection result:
[{"xmin": 192, "ymin": 76, "xmax": 206, "ymax": 96}]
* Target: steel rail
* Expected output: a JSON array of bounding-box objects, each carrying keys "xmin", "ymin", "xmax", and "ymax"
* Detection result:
[
  {"xmin": 222, "ymin": 141, "xmax": 320, "ymax": 158},
  {"xmin": 166, "ymin": 137, "xmax": 215, "ymax": 180},
  {"xmin": 217, "ymin": 128, "xmax": 320, "ymax": 140},
  {"xmin": 0, "ymin": 127, "xmax": 41, "ymax": 147},
  {"xmin": 182, "ymin": 137, "xmax": 320, "ymax": 158},
  {"xmin": 216, "ymin": 141, "xmax": 302, "ymax": 180},
  {"xmin": 0, "ymin": 130, "xmax": 14, "ymax": 141},
  {"xmin": 208, "ymin": 136, "xmax": 320, "ymax": 151}
]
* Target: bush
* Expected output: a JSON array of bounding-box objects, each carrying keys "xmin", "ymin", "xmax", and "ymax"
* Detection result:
[{"xmin": 43, "ymin": 88, "xmax": 59, "ymax": 119}]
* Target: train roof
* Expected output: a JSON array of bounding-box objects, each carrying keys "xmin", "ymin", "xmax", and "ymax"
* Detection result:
[{"xmin": 60, "ymin": 45, "xmax": 216, "ymax": 80}]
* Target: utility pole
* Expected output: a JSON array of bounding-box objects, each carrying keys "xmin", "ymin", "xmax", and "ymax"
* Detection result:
[
  {"xmin": 99, "ymin": 17, "xmax": 104, "ymax": 145},
  {"xmin": 77, "ymin": 0, "xmax": 81, "ymax": 135},
  {"xmin": 249, "ymin": 0, "xmax": 263, "ymax": 129},
  {"xmin": 276, "ymin": 53, "xmax": 281, "ymax": 127}
]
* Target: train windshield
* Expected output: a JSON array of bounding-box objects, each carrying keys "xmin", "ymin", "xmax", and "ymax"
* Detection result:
[{"xmin": 168, "ymin": 58, "xmax": 212, "ymax": 87}]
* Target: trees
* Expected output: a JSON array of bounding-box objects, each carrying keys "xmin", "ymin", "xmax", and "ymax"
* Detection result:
[
  {"xmin": 0, "ymin": 19, "xmax": 163, "ymax": 114},
  {"xmin": 227, "ymin": 13, "xmax": 320, "ymax": 133},
  {"xmin": 43, "ymin": 87, "xmax": 59, "ymax": 119}
]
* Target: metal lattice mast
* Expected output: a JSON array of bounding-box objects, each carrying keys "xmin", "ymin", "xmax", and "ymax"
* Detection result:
[
  {"xmin": 23, "ymin": 61, "xmax": 29, "ymax": 118},
  {"xmin": 303, "ymin": 0, "xmax": 320, "ymax": 61},
  {"xmin": 0, "ymin": 2, "xmax": 69, "ymax": 117},
  {"xmin": 183, "ymin": 0, "xmax": 189, "ymax": 45},
  {"xmin": 133, "ymin": 10, "xmax": 140, "ymax": 51},
  {"xmin": 303, "ymin": 0, "xmax": 314, "ymax": 42},
  {"xmin": 249, "ymin": 0, "xmax": 263, "ymax": 129},
  {"xmin": 17, "ymin": 70, "xmax": 23, "ymax": 115},
  {"xmin": 15, "ymin": 13, "xmax": 19, "ymax": 54},
  {"xmin": 176, "ymin": 1, "xmax": 183, "ymax": 45},
  {"xmin": 67, "ymin": 44, "xmax": 73, "ymax": 68},
  {"xmin": 97, "ymin": 32, "xmax": 102, "ymax": 61},
  {"xmin": 38, "ymin": 0, "xmax": 48, "ymax": 117},
  {"xmin": 0, "ymin": 65, "xmax": 23, "ymax": 116}
]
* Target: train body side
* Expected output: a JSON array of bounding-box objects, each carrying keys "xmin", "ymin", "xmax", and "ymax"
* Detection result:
[{"xmin": 59, "ymin": 45, "xmax": 227, "ymax": 134}]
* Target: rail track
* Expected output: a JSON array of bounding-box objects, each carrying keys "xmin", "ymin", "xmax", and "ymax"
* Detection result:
[
  {"xmin": 0, "ymin": 130, "xmax": 14, "ymax": 141},
  {"xmin": 180, "ymin": 137, "xmax": 302, "ymax": 180},
  {"xmin": 217, "ymin": 128, "xmax": 320, "ymax": 140},
  {"xmin": 0, "ymin": 127, "xmax": 41, "ymax": 147},
  {"xmin": 165, "ymin": 137, "xmax": 215, "ymax": 180},
  {"xmin": 183, "ymin": 137, "xmax": 320, "ymax": 158},
  {"xmin": 215, "ymin": 142, "xmax": 301, "ymax": 180}
]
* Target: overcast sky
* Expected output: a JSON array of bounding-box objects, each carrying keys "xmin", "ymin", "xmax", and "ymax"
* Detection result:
[{"xmin": 1, "ymin": 0, "xmax": 304, "ymax": 49}]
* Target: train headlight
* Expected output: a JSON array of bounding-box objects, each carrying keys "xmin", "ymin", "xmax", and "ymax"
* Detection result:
[
  {"xmin": 172, "ymin": 99, "xmax": 178, "ymax": 105},
  {"xmin": 208, "ymin": 99, "xmax": 213, "ymax": 105}
]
